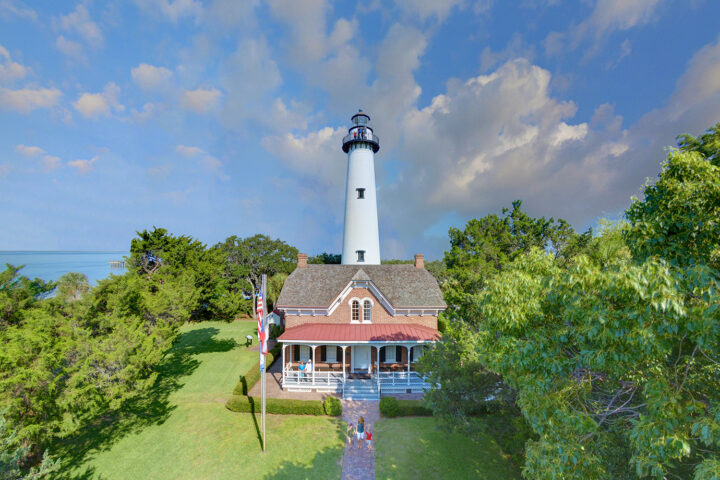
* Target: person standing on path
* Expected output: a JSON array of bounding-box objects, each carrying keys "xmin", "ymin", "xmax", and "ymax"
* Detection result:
[
  {"xmin": 346, "ymin": 422, "xmax": 355, "ymax": 447},
  {"xmin": 365, "ymin": 428, "xmax": 373, "ymax": 450},
  {"xmin": 356, "ymin": 416, "xmax": 365, "ymax": 450}
]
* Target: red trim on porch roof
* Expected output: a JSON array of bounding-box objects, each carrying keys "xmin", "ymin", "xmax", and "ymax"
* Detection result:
[{"xmin": 277, "ymin": 323, "xmax": 440, "ymax": 343}]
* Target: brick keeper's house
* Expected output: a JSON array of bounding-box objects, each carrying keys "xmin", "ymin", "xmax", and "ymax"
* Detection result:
[{"xmin": 276, "ymin": 111, "xmax": 446, "ymax": 400}]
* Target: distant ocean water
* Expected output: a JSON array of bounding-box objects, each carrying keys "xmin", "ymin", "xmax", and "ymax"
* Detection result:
[{"xmin": 0, "ymin": 251, "xmax": 129, "ymax": 284}]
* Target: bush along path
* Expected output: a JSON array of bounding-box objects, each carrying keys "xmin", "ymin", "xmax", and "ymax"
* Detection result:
[{"xmin": 341, "ymin": 400, "xmax": 380, "ymax": 480}]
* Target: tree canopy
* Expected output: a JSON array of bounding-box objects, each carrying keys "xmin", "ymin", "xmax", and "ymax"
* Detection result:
[{"xmin": 420, "ymin": 123, "xmax": 720, "ymax": 479}]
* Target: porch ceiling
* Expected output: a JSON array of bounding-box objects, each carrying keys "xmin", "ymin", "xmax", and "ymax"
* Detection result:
[{"xmin": 277, "ymin": 323, "xmax": 440, "ymax": 343}]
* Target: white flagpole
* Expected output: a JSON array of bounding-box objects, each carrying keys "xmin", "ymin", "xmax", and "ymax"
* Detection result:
[{"xmin": 261, "ymin": 273, "xmax": 267, "ymax": 453}]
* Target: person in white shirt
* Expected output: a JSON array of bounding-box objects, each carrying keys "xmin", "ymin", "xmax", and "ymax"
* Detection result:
[{"xmin": 306, "ymin": 358, "xmax": 313, "ymax": 379}]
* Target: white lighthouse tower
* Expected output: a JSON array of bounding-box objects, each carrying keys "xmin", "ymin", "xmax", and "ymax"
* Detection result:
[{"xmin": 341, "ymin": 110, "xmax": 381, "ymax": 265}]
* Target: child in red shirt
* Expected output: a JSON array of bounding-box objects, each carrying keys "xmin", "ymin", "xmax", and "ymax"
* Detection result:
[{"xmin": 365, "ymin": 429, "xmax": 373, "ymax": 450}]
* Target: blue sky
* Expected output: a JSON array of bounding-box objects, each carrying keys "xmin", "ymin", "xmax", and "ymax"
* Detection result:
[{"xmin": 1, "ymin": 0, "xmax": 719, "ymax": 260}]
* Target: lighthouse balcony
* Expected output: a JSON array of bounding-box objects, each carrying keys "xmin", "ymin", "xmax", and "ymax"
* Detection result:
[{"xmin": 342, "ymin": 131, "xmax": 380, "ymax": 153}]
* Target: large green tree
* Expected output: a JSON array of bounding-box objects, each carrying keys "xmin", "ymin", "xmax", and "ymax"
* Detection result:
[
  {"xmin": 217, "ymin": 234, "xmax": 298, "ymax": 301},
  {"xmin": 442, "ymin": 200, "xmax": 591, "ymax": 321},
  {"xmin": 422, "ymin": 125, "xmax": 720, "ymax": 479}
]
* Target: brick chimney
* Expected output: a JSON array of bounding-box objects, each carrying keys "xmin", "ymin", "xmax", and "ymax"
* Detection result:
[
  {"xmin": 297, "ymin": 253, "xmax": 308, "ymax": 268},
  {"xmin": 414, "ymin": 254, "xmax": 424, "ymax": 269}
]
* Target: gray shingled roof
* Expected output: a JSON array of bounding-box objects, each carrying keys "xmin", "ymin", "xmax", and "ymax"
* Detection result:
[{"xmin": 277, "ymin": 264, "xmax": 446, "ymax": 308}]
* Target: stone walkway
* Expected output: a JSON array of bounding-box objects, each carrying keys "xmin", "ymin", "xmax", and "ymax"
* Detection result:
[{"xmin": 341, "ymin": 400, "xmax": 380, "ymax": 480}]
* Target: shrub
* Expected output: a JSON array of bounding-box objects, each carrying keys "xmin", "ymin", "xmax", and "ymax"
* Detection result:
[
  {"xmin": 233, "ymin": 345, "xmax": 281, "ymax": 395},
  {"xmin": 379, "ymin": 396, "xmax": 399, "ymax": 417},
  {"xmin": 380, "ymin": 397, "xmax": 433, "ymax": 417},
  {"xmin": 225, "ymin": 395, "xmax": 325, "ymax": 415},
  {"xmin": 323, "ymin": 396, "xmax": 342, "ymax": 416},
  {"xmin": 397, "ymin": 400, "xmax": 433, "ymax": 417}
]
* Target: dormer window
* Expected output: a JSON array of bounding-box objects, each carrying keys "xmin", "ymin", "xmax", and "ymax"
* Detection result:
[
  {"xmin": 356, "ymin": 188, "xmax": 365, "ymax": 199},
  {"xmin": 356, "ymin": 250, "xmax": 365, "ymax": 262}
]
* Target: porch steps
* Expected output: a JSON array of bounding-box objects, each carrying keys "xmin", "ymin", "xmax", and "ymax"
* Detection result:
[{"xmin": 343, "ymin": 379, "xmax": 379, "ymax": 401}]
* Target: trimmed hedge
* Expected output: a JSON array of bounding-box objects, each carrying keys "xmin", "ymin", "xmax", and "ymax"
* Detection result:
[
  {"xmin": 323, "ymin": 396, "xmax": 342, "ymax": 416},
  {"xmin": 226, "ymin": 395, "xmax": 326, "ymax": 415},
  {"xmin": 233, "ymin": 344, "xmax": 281, "ymax": 395},
  {"xmin": 226, "ymin": 342, "xmax": 343, "ymax": 417},
  {"xmin": 379, "ymin": 397, "xmax": 433, "ymax": 417}
]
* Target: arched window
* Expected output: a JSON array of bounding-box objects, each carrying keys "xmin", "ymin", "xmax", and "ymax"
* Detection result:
[
  {"xmin": 363, "ymin": 300, "xmax": 372, "ymax": 322},
  {"xmin": 351, "ymin": 300, "xmax": 360, "ymax": 322}
]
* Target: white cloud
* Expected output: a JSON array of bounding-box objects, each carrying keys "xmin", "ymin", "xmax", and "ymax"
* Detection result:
[
  {"xmin": 56, "ymin": 4, "xmax": 103, "ymax": 47},
  {"xmin": 14, "ymin": 144, "xmax": 62, "ymax": 171},
  {"xmin": 41, "ymin": 155, "xmax": 61, "ymax": 171},
  {"xmin": 133, "ymin": 0, "xmax": 202, "ymax": 22},
  {"xmin": 581, "ymin": 0, "xmax": 662, "ymax": 36},
  {"xmin": 0, "ymin": 86, "xmax": 61, "ymax": 112},
  {"xmin": 550, "ymin": 122, "xmax": 589, "ymax": 146},
  {"xmin": 55, "ymin": 36, "xmax": 86, "ymax": 62},
  {"xmin": 175, "ymin": 144, "xmax": 205, "ymax": 157},
  {"xmin": 0, "ymin": 45, "xmax": 28, "ymax": 83},
  {"xmin": 131, "ymin": 63, "xmax": 173, "ymax": 91},
  {"xmin": 131, "ymin": 102, "xmax": 159, "ymax": 122},
  {"xmin": 480, "ymin": 33, "xmax": 535, "ymax": 73},
  {"xmin": 219, "ymin": 36, "xmax": 302, "ymax": 131},
  {"xmin": 0, "ymin": 1, "xmax": 37, "ymax": 21},
  {"xmin": 73, "ymin": 82, "xmax": 123, "ymax": 118},
  {"xmin": 262, "ymin": 127, "xmax": 346, "ymax": 187},
  {"xmin": 393, "ymin": 0, "xmax": 467, "ymax": 22},
  {"xmin": 68, "ymin": 156, "xmax": 97, "ymax": 174},
  {"xmin": 181, "ymin": 87, "xmax": 222, "ymax": 113},
  {"xmin": 15, "ymin": 144, "xmax": 44, "ymax": 156},
  {"xmin": 546, "ymin": 0, "xmax": 665, "ymax": 55},
  {"xmin": 174, "ymin": 145, "xmax": 228, "ymax": 180}
]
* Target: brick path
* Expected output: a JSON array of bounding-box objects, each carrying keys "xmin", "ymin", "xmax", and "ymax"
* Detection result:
[{"xmin": 341, "ymin": 400, "xmax": 380, "ymax": 480}]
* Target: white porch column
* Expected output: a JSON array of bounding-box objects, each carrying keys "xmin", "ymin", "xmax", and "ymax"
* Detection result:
[
  {"xmin": 312, "ymin": 345, "xmax": 316, "ymax": 385},
  {"xmin": 407, "ymin": 345, "xmax": 411, "ymax": 385},
  {"xmin": 376, "ymin": 346, "xmax": 381, "ymax": 390},
  {"xmin": 282, "ymin": 344, "xmax": 286, "ymax": 386},
  {"xmin": 342, "ymin": 346, "xmax": 347, "ymax": 382}
]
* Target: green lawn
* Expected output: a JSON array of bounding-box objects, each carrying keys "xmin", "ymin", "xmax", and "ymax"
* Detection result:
[
  {"xmin": 55, "ymin": 321, "xmax": 345, "ymax": 480},
  {"xmin": 374, "ymin": 417, "xmax": 521, "ymax": 480}
]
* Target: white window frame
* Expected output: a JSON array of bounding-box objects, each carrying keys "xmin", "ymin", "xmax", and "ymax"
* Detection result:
[
  {"xmin": 362, "ymin": 298, "xmax": 373, "ymax": 323},
  {"xmin": 349, "ymin": 298, "xmax": 361, "ymax": 323}
]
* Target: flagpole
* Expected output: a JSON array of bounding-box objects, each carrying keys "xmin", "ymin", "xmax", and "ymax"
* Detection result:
[{"xmin": 261, "ymin": 273, "xmax": 267, "ymax": 453}]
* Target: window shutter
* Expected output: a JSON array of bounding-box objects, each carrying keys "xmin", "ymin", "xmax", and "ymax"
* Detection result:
[
  {"xmin": 321, "ymin": 346, "xmax": 326, "ymax": 362},
  {"xmin": 293, "ymin": 345, "xmax": 299, "ymax": 361},
  {"xmin": 396, "ymin": 346, "xmax": 402, "ymax": 363},
  {"xmin": 410, "ymin": 347, "xmax": 414, "ymax": 362},
  {"xmin": 380, "ymin": 347, "xmax": 385, "ymax": 362},
  {"xmin": 337, "ymin": 346, "xmax": 342, "ymax": 361}
]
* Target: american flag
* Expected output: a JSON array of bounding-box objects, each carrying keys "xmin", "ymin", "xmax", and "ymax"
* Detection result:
[{"xmin": 257, "ymin": 290, "xmax": 268, "ymax": 355}]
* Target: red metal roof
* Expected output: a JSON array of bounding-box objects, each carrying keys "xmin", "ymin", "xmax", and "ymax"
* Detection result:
[{"xmin": 278, "ymin": 323, "xmax": 440, "ymax": 343}]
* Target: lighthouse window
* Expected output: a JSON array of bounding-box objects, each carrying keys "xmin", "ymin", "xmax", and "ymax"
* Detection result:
[
  {"xmin": 356, "ymin": 250, "xmax": 365, "ymax": 262},
  {"xmin": 356, "ymin": 188, "xmax": 365, "ymax": 199}
]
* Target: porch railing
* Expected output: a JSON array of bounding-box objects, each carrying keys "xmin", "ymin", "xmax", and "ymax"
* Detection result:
[
  {"xmin": 282, "ymin": 366, "xmax": 344, "ymax": 386},
  {"xmin": 377, "ymin": 371, "xmax": 427, "ymax": 385}
]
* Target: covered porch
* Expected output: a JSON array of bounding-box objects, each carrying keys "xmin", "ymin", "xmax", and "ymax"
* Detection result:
[{"xmin": 277, "ymin": 323, "xmax": 438, "ymax": 395}]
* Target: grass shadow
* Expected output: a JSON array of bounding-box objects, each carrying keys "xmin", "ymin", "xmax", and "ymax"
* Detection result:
[
  {"xmin": 262, "ymin": 425, "xmax": 346, "ymax": 480},
  {"xmin": 53, "ymin": 327, "xmax": 236, "ymax": 479}
]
